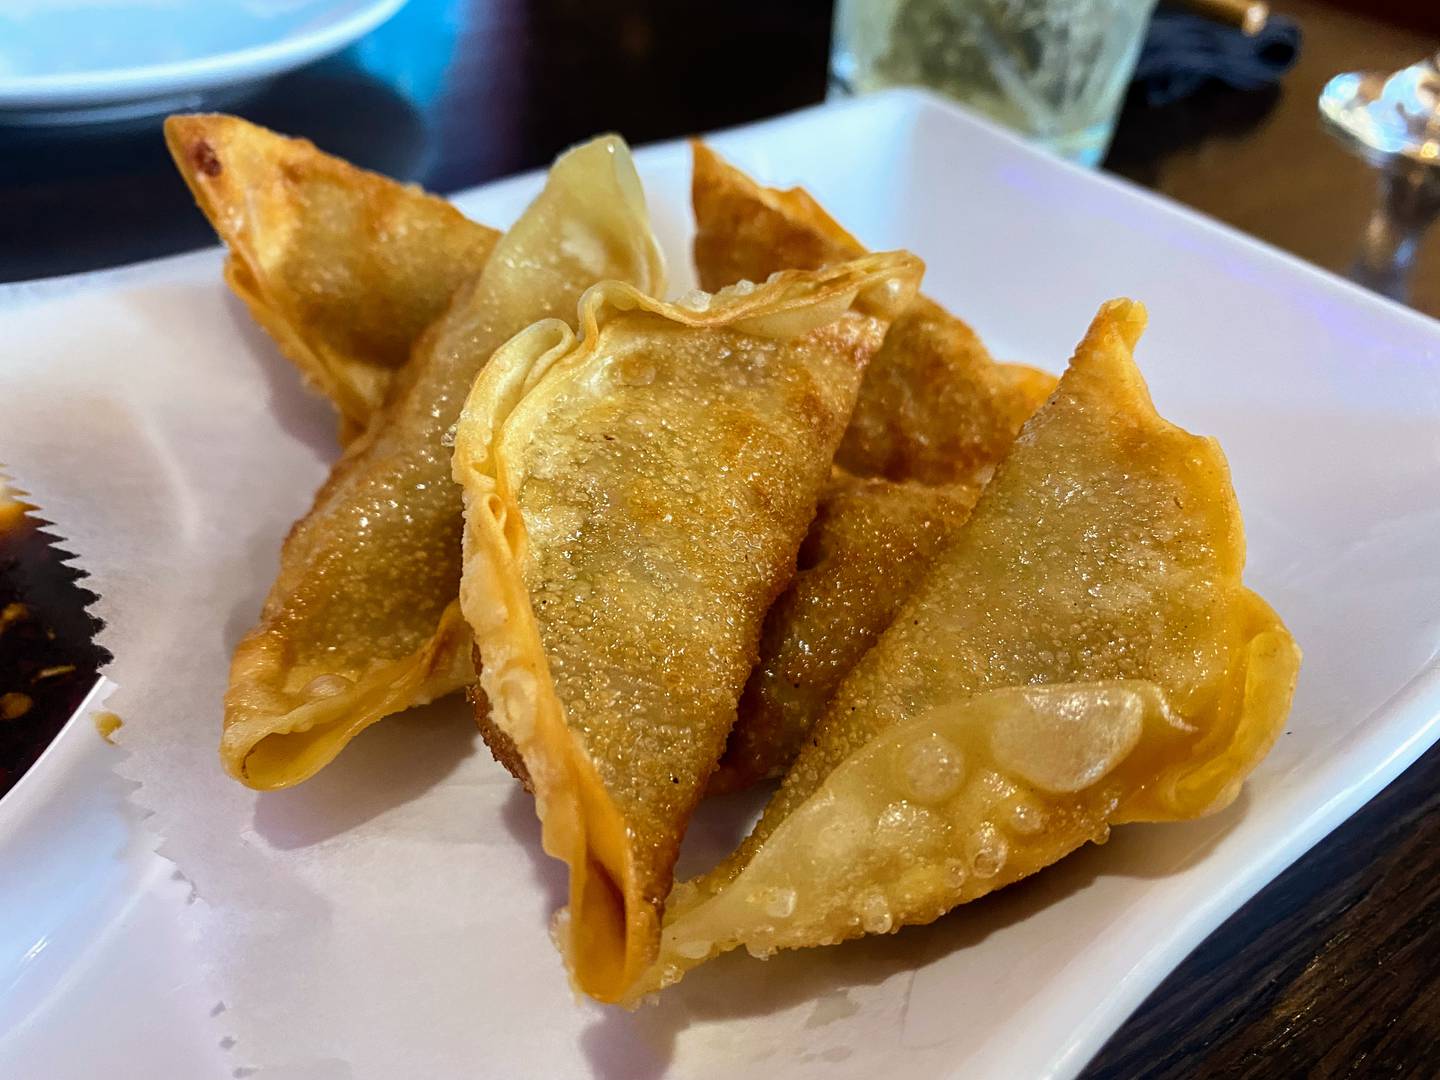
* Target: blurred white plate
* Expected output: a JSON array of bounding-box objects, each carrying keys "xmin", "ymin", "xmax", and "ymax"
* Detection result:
[
  {"xmin": 0, "ymin": 0, "xmax": 405, "ymax": 125},
  {"xmin": 1, "ymin": 89, "xmax": 1439, "ymax": 1079}
]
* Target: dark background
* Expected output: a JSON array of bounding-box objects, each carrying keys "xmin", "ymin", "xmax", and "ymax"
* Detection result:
[
  {"xmin": 2, "ymin": 1, "xmax": 1439, "ymax": 1075},
  {"xmin": 3, "ymin": 0, "xmax": 1438, "ymax": 316}
]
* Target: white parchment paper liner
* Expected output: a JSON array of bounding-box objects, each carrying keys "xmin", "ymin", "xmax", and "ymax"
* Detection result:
[
  {"xmin": 7, "ymin": 120, "xmax": 1428, "ymax": 1078},
  {"xmin": 0, "ymin": 219, "xmax": 947, "ymax": 1078}
]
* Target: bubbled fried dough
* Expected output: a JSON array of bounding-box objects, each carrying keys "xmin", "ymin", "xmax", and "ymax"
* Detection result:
[
  {"xmin": 221, "ymin": 135, "xmax": 664, "ymax": 791},
  {"xmin": 467, "ymin": 663, "xmax": 530, "ymax": 791},
  {"xmin": 834, "ymin": 294, "xmax": 1055, "ymax": 486},
  {"xmin": 631, "ymin": 300, "xmax": 1300, "ymax": 998},
  {"xmin": 691, "ymin": 140, "xmax": 1057, "ymax": 488},
  {"xmin": 453, "ymin": 254, "xmax": 922, "ymax": 1003},
  {"xmin": 166, "ymin": 113, "xmax": 499, "ymax": 441},
  {"xmin": 710, "ymin": 473, "xmax": 980, "ymax": 794}
]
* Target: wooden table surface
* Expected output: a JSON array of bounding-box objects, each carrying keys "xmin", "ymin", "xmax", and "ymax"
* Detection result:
[{"xmin": 2, "ymin": 1, "xmax": 1437, "ymax": 1075}]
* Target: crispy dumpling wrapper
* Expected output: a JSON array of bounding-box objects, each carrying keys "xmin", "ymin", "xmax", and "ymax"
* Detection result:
[
  {"xmin": 836, "ymin": 294, "xmax": 1056, "ymax": 484},
  {"xmin": 452, "ymin": 252, "xmax": 923, "ymax": 1003},
  {"xmin": 635, "ymin": 300, "xmax": 1301, "ymax": 997},
  {"xmin": 710, "ymin": 474, "xmax": 979, "ymax": 794},
  {"xmin": 694, "ymin": 141, "xmax": 1055, "ymax": 792},
  {"xmin": 690, "ymin": 140, "xmax": 868, "ymax": 291},
  {"xmin": 691, "ymin": 140, "xmax": 1055, "ymax": 486},
  {"xmin": 166, "ymin": 114, "xmax": 499, "ymax": 441},
  {"xmin": 222, "ymin": 135, "xmax": 664, "ymax": 791}
]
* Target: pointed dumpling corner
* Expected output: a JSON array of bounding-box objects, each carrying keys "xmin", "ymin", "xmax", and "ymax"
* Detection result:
[
  {"xmin": 221, "ymin": 134, "xmax": 663, "ymax": 791},
  {"xmin": 452, "ymin": 251, "xmax": 924, "ymax": 1002},
  {"xmin": 690, "ymin": 138, "xmax": 1056, "ymax": 487},
  {"xmin": 692, "ymin": 140, "xmax": 1060, "ymax": 795},
  {"xmin": 637, "ymin": 299, "xmax": 1300, "ymax": 996},
  {"xmin": 690, "ymin": 138, "xmax": 867, "ymax": 292},
  {"xmin": 165, "ymin": 113, "xmax": 500, "ymax": 440}
]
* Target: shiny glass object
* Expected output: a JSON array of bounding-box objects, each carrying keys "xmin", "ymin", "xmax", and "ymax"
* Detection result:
[
  {"xmin": 1319, "ymin": 52, "xmax": 1440, "ymax": 165},
  {"xmin": 1320, "ymin": 52, "xmax": 1440, "ymax": 303},
  {"xmin": 829, "ymin": 0, "xmax": 1158, "ymax": 166}
]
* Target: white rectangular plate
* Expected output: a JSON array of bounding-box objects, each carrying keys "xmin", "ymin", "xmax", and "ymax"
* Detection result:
[{"xmin": 3, "ymin": 89, "xmax": 1440, "ymax": 1080}]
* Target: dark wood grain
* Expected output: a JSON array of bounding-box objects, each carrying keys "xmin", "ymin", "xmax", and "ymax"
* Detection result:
[
  {"xmin": 1084, "ymin": 744, "xmax": 1440, "ymax": 1079},
  {"xmin": 1107, "ymin": 0, "xmax": 1440, "ymax": 317},
  {"xmin": 1, "ymin": 1, "xmax": 1437, "ymax": 1075}
]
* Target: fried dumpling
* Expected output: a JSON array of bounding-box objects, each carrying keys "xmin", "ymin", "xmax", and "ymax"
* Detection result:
[
  {"xmin": 836, "ymin": 295, "xmax": 1056, "ymax": 484},
  {"xmin": 690, "ymin": 140, "xmax": 867, "ymax": 292},
  {"xmin": 452, "ymin": 252, "xmax": 923, "ymax": 1002},
  {"xmin": 694, "ymin": 142, "xmax": 1055, "ymax": 792},
  {"xmin": 709, "ymin": 474, "xmax": 979, "ymax": 794},
  {"xmin": 691, "ymin": 140, "xmax": 1055, "ymax": 486},
  {"xmin": 222, "ymin": 135, "xmax": 664, "ymax": 791},
  {"xmin": 637, "ymin": 300, "xmax": 1301, "ymax": 995},
  {"xmin": 166, "ymin": 114, "xmax": 499, "ymax": 442}
]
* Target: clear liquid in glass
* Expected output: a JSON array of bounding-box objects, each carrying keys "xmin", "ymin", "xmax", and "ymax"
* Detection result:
[{"xmin": 830, "ymin": 0, "xmax": 1159, "ymax": 167}]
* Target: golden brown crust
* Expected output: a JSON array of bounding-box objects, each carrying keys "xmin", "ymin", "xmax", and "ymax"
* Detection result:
[
  {"xmin": 467, "ymin": 654, "xmax": 532, "ymax": 790},
  {"xmin": 218, "ymin": 134, "xmax": 663, "ymax": 790},
  {"xmin": 690, "ymin": 140, "xmax": 865, "ymax": 291},
  {"xmin": 165, "ymin": 113, "xmax": 499, "ymax": 439},
  {"xmin": 691, "ymin": 140, "xmax": 1059, "ymax": 487},
  {"xmin": 689, "ymin": 142, "xmax": 1063, "ymax": 794},
  {"xmin": 705, "ymin": 299, "xmax": 1262, "ymax": 883},
  {"xmin": 635, "ymin": 300, "xmax": 1300, "ymax": 998},
  {"xmin": 709, "ymin": 473, "xmax": 979, "ymax": 794},
  {"xmin": 835, "ymin": 295, "xmax": 1056, "ymax": 485},
  {"xmin": 453, "ymin": 257, "xmax": 921, "ymax": 1003}
]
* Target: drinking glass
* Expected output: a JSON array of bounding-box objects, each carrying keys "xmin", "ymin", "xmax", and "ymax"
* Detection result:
[{"xmin": 830, "ymin": 0, "xmax": 1159, "ymax": 167}]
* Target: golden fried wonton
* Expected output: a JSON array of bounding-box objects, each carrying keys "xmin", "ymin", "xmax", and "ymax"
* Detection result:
[
  {"xmin": 709, "ymin": 474, "xmax": 979, "ymax": 794},
  {"xmin": 691, "ymin": 140, "xmax": 1055, "ymax": 486},
  {"xmin": 690, "ymin": 140, "xmax": 867, "ymax": 291},
  {"xmin": 835, "ymin": 295, "xmax": 1056, "ymax": 484},
  {"xmin": 693, "ymin": 142, "xmax": 1056, "ymax": 794},
  {"xmin": 166, "ymin": 114, "xmax": 499, "ymax": 442},
  {"xmin": 222, "ymin": 135, "xmax": 665, "ymax": 790},
  {"xmin": 633, "ymin": 300, "xmax": 1301, "ymax": 997},
  {"xmin": 452, "ymin": 252, "xmax": 923, "ymax": 1002}
]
